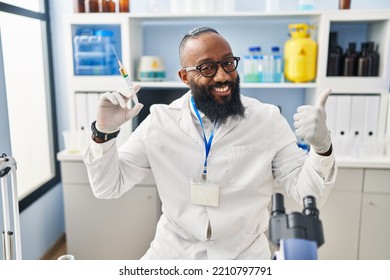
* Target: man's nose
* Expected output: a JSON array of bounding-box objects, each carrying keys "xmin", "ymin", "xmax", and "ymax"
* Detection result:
[{"xmin": 213, "ymin": 64, "xmax": 230, "ymax": 81}]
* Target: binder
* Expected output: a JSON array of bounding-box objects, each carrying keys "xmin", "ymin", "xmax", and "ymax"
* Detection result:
[
  {"xmin": 350, "ymin": 95, "xmax": 366, "ymax": 156},
  {"xmin": 87, "ymin": 92, "xmax": 100, "ymax": 127},
  {"xmin": 75, "ymin": 92, "xmax": 88, "ymax": 131},
  {"xmin": 334, "ymin": 95, "xmax": 352, "ymax": 156},
  {"xmin": 363, "ymin": 95, "xmax": 380, "ymax": 155}
]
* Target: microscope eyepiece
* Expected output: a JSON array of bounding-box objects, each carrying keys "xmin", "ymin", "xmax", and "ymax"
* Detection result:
[
  {"xmin": 271, "ymin": 193, "xmax": 285, "ymax": 216},
  {"xmin": 303, "ymin": 195, "xmax": 319, "ymax": 217}
]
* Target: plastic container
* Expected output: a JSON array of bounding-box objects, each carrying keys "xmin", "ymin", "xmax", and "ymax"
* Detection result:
[
  {"xmin": 284, "ymin": 23, "xmax": 317, "ymax": 83},
  {"xmin": 367, "ymin": 41, "xmax": 380, "ymax": 76},
  {"xmin": 84, "ymin": 0, "xmax": 100, "ymax": 12},
  {"xmin": 343, "ymin": 42, "xmax": 358, "ymax": 76},
  {"xmin": 270, "ymin": 46, "xmax": 283, "ymax": 82},
  {"xmin": 73, "ymin": 29, "xmax": 116, "ymax": 75},
  {"xmin": 298, "ymin": 0, "xmax": 315, "ymax": 10},
  {"xmin": 119, "ymin": 0, "xmax": 129, "ymax": 12},
  {"xmin": 243, "ymin": 46, "xmax": 261, "ymax": 83},
  {"xmin": 74, "ymin": 0, "xmax": 85, "ymax": 12},
  {"xmin": 327, "ymin": 32, "xmax": 343, "ymax": 76},
  {"xmin": 101, "ymin": 0, "xmax": 116, "ymax": 12}
]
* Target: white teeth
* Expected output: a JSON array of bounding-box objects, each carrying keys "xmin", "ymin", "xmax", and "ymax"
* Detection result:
[{"xmin": 215, "ymin": 86, "xmax": 229, "ymax": 92}]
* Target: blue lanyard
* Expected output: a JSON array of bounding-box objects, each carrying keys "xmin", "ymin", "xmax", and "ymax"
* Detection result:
[{"xmin": 191, "ymin": 96, "xmax": 217, "ymax": 180}]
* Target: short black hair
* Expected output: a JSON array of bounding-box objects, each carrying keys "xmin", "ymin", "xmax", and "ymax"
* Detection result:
[{"xmin": 179, "ymin": 27, "xmax": 220, "ymax": 66}]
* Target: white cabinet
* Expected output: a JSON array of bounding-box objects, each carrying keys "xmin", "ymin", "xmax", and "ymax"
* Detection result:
[
  {"xmin": 359, "ymin": 169, "xmax": 390, "ymax": 259},
  {"xmin": 272, "ymin": 168, "xmax": 363, "ymax": 260},
  {"xmin": 273, "ymin": 166, "xmax": 390, "ymax": 260},
  {"xmin": 58, "ymin": 152, "xmax": 161, "ymax": 260}
]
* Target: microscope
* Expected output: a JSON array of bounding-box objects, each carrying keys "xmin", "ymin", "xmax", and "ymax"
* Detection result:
[{"xmin": 268, "ymin": 193, "xmax": 324, "ymax": 260}]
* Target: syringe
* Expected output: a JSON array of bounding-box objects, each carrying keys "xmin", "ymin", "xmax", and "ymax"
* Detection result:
[{"xmin": 112, "ymin": 47, "xmax": 139, "ymax": 104}]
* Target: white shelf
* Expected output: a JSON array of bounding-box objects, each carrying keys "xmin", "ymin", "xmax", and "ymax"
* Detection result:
[
  {"xmin": 138, "ymin": 81, "xmax": 316, "ymax": 89},
  {"xmin": 337, "ymin": 156, "xmax": 390, "ymax": 169}
]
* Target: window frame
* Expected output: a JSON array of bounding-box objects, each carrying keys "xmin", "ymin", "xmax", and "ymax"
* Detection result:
[{"xmin": 0, "ymin": 0, "xmax": 60, "ymax": 212}]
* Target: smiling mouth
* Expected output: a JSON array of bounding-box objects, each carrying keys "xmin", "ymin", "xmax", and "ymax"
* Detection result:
[{"xmin": 214, "ymin": 85, "xmax": 230, "ymax": 92}]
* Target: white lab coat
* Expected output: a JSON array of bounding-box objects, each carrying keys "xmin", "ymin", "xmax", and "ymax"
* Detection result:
[{"xmin": 84, "ymin": 91, "xmax": 336, "ymax": 260}]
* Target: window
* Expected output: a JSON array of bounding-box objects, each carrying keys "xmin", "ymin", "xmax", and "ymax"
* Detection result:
[{"xmin": 0, "ymin": 1, "xmax": 59, "ymax": 211}]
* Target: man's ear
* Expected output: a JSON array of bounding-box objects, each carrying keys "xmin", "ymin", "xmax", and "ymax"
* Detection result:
[{"xmin": 178, "ymin": 69, "xmax": 190, "ymax": 86}]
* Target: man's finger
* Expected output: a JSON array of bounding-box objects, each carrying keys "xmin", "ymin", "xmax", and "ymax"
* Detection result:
[{"xmin": 316, "ymin": 88, "xmax": 332, "ymax": 108}]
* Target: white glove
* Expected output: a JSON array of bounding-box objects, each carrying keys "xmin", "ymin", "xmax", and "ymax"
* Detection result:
[
  {"xmin": 294, "ymin": 88, "xmax": 332, "ymax": 154},
  {"xmin": 96, "ymin": 85, "xmax": 143, "ymax": 133}
]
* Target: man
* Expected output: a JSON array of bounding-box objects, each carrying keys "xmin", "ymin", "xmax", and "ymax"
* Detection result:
[{"xmin": 84, "ymin": 27, "xmax": 336, "ymax": 259}]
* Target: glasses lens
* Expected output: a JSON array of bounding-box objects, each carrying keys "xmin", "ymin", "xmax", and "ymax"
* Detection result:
[
  {"xmin": 200, "ymin": 63, "xmax": 217, "ymax": 77},
  {"xmin": 222, "ymin": 57, "xmax": 238, "ymax": 72}
]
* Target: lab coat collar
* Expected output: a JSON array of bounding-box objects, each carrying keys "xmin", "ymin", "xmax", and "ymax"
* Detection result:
[{"xmin": 170, "ymin": 91, "xmax": 248, "ymax": 146}]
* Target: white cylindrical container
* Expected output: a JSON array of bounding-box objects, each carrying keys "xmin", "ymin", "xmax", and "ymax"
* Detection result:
[
  {"xmin": 184, "ymin": 0, "xmax": 202, "ymax": 14},
  {"xmin": 216, "ymin": 0, "xmax": 235, "ymax": 13},
  {"xmin": 58, "ymin": 254, "xmax": 75, "ymax": 260},
  {"xmin": 298, "ymin": 0, "xmax": 315, "ymax": 10},
  {"xmin": 200, "ymin": 0, "xmax": 215, "ymax": 13},
  {"xmin": 265, "ymin": 0, "xmax": 280, "ymax": 12},
  {"xmin": 170, "ymin": 0, "xmax": 182, "ymax": 13}
]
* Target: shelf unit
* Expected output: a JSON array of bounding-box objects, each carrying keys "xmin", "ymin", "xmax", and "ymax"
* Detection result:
[{"xmin": 64, "ymin": 10, "xmax": 390, "ymax": 155}]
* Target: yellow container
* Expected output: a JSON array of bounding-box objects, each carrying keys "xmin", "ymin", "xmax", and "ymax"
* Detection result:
[{"xmin": 284, "ymin": 23, "xmax": 317, "ymax": 83}]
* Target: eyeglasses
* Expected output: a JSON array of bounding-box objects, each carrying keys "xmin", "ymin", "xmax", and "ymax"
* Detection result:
[{"xmin": 183, "ymin": 56, "xmax": 240, "ymax": 78}]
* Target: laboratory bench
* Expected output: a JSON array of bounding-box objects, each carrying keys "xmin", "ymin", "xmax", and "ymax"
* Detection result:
[{"xmin": 58, "ymin": 151, "xmax": 390, "ymax": 259}]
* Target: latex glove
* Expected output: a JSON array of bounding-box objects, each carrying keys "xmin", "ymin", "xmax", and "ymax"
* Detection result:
[
  {"xmin": 294, "ymin": 88, "xmax": 332, "ymax": 154},
  {"xmin": 96, "ymin": 85, "xmax": 143, "ymax": 133}
]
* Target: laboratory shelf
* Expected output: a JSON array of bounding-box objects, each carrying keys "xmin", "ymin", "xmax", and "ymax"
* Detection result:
[
  {"xmin": 337, "ymin": 156, "xmax": 390, "ymax": 169},
  {"xmin": 138, "ymin": 81, "xmax": 317, "ymax": 89}
]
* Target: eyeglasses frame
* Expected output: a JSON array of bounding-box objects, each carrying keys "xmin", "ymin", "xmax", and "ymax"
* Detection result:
[{"xmin": 183, "ymin": 56, "xmax": 241, "ymax": 77}]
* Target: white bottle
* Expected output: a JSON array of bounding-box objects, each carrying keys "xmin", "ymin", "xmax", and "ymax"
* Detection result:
[
  {"xmin": 270, "ymin": 46, "xmax": 283, "ymax": 83},
  {"xmin": 262, "ymin": 51, "xmax": 270, "ymax": 82},
  {"xmin": 298, "ymin": 0, "xmax": 315, "ymax": 10},
  {"xmin": 243, "ymin": 46, "xmax": 261, "ymax": 83},
  {"xmin": 265, "ymin": 0, "xmax": 280, "ymax": 12}
]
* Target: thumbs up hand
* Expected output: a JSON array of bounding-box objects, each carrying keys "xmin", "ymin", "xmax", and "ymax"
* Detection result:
[{"xmin": 294, "ymin": 88, "xmax": 332, "ymax": 154}]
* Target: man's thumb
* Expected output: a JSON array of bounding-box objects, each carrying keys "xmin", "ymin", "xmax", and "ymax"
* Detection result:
[{"xmin": 316, "ymin": 88, "xmax": 332, "ymax": 108}]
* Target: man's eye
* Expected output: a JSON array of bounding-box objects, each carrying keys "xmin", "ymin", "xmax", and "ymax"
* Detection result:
[{"xmin": 201, "ymin": 64, "xmax": 214, "ymax": 71}]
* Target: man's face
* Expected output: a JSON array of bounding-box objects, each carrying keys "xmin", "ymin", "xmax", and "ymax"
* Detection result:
[{"xmin": 179, "ymin": 32, "xmax": 245, "ymax": 124}]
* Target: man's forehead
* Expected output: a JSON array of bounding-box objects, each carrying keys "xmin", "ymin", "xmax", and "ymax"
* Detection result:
[{"xmin": 183, "ymin": 33, "xmax": 231, "ymax": 59}]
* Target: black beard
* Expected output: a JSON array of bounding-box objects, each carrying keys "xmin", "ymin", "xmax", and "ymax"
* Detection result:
[{"xmin": 190, "ymin": 75, "xmax": 245, "ymax": 125}]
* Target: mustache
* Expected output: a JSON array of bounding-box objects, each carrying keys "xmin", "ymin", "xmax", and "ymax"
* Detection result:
[{"xmin": 209, "ymin": 81, "xmax": 234, "ymax": 90}]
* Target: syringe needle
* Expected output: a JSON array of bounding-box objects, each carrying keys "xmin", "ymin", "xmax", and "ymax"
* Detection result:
[
  {"xmin": 112, "ymin": 46, "xmax": 122, "ymax": 68},
  {"xmin": 112, "ymin": 47, "xmax": 138, "ymax": 104}
]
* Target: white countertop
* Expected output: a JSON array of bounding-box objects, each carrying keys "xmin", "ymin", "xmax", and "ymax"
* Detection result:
[{"xmin": 57, "ymin": 150, "xmax": 390, "ymax": 169}]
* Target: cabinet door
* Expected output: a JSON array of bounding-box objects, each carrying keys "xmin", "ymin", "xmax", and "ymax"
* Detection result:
[
  {"xmin": 318, "ymin": 191, "xmax": 361, "ymax": 259},
  {"xmin": 359, "ymin": 193, "xmax": 390, "ymax": 259},
  {"xmin": 63, "ymin": 182, "xmax": 160, "ymax": 260}
]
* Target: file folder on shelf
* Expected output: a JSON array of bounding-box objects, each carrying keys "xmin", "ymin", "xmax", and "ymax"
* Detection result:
[
  {"xmin": 350, "ymin": 95, "xmax": 366, "ymax": 156},
  {"xmin": 334, "ymin": 95, "xmax": 352, "ymax": 156},
  {"xmin": 363, "ymin": 95, "xmax": 381, "ymax": 155}
]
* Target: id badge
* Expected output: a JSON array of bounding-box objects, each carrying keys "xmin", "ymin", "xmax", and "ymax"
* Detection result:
[{"xmin": 190, "ymin": 178, "xmax": 219, "ymax": 207}]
